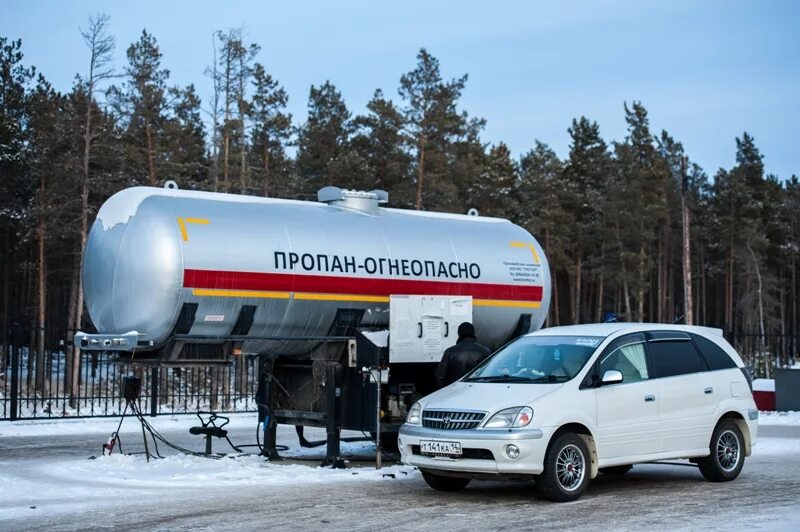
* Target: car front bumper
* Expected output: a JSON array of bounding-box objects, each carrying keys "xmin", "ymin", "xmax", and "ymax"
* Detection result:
[{"xmin": 398, "ymin": 424, "xmax": 552, "ymax": 476}]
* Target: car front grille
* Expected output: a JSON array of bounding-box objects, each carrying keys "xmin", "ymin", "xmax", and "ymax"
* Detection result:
[{"xmin": 422, "ymin": 410, "xmax": 485, "ymax": 430}]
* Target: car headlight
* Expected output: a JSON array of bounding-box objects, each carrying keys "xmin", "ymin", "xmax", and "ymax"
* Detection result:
[
  {"xmin": 406, "ymin": 402, "xmax": 422, "ymax": 425},
  {"xmin": 483, "ymin": 406, "xmax": 533, "ymax": 429}
]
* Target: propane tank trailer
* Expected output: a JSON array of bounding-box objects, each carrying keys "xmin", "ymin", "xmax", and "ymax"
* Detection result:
[{"xmin": 76, "ymin": 184, "xmax": 551, "ymax": 462}]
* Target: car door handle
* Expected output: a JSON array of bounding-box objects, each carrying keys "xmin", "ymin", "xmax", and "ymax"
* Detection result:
[
  {"xmin": 704, "ymin": 387, "xmax": 714, "ymax": 394},
  {"xmin": 644, "ymin": 394, "xmax": 656, "ymax": 402}
]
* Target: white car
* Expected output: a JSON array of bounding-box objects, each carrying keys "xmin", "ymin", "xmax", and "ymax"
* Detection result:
[{"xmin": 399, "ymin": 323, "xmax": 758, "ymax": 502}]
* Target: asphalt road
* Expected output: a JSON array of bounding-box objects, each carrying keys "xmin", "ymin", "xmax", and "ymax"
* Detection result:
[{"xmin": 1, "ymin": 424, "xmax": 799, "ymax": 531}]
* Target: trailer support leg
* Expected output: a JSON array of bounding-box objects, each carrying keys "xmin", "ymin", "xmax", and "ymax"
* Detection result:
[
  {"xmin": 322, "ymin": 363, "xmax": 345, "ymax": 468},
  {"xmin": 263, "ymin": 419, "xmax": 281, "ymax": 461},
  {"xmin": 256, "ymin": 357, "xmax": 281, "ymax": 461}
]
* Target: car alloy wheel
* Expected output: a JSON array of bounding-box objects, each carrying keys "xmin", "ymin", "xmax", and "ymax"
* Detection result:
[
  {"xmin": 556, "ymin": 443, "xmax": 586, "ymax": 492},
  {"xmin": 716, "ymin": 429, "xmax": 741, "ymax": 472}
]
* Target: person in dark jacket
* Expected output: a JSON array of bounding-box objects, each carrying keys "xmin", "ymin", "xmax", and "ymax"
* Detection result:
[{"xmin": 436, "ymin": 322, "xmax": 492, "ymax": 388}]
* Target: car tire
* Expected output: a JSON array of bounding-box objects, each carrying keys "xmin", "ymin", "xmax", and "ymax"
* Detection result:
[
  {"xmin": 599, "ymin": 465, "xmax": 632, "ymax": 476},
  {"xmin": 536, "ymin": 433, "xmax": 591, "ymax": 502},
  {"xmin": 697, "ymin": 420, "xmax": 745, "ymax": 482},
  {"xmin": 420, "ymin": 470, "xmax": 471, "ymax": 492}
]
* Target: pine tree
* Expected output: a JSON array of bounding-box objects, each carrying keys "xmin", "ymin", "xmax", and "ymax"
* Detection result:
[
  {"xmin": 164, "ymin": 84, "xmax": 208, "ymax": 187},
  {"xmin": 518, "ymin": 141, "xmax": 567, "ymax": 324},
  {"xmin": 109, "ymin": 30, "xmax": 169, "ymax": 186},
  {"xmin": 215, "ymin": 28, "xmax": 260, "ymax": 193},
  {"xmin": 0, "ymin": 38, "xmax": 35, "ymax": 365},
  {"xmin": 609, "ymin": 102, "xmax": 670, "ymax": 322},
  {"xmin": 352, "ymin": 89, "xmax": 411, "ymax": 203},
  {"xmin": 470, "ymin": 143, "xmax": 517, "ymax": 218},
  {"xmin": 296, "ymin": 81, "xmax": 362, "ymax": 193},
  {"xmin": 562, "ymin": 117, "xmax": 610, "ymax": 323},
  {"xmin": 0, "ymin": 38, "xmax": 35, "ymax": 227},
  {"xmin": 399, "ymin": 48, "xmax": 468, "ymax": 210},
  {"xmin": 249, "ymin": 63, "xmax": 291, "ymax": 197},
  {"xmin": 712, "ymin": 132, "xmax": 768, "ymax": 334}
]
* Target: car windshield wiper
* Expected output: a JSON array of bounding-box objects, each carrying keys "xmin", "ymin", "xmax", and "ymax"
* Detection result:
[
  {"xmin": 465, "ymin": 375, "xmax": 538, "ymax": 383},
  {"xmin": 527, "ymin": 375, "xmax": 570, "ymax": 383}
]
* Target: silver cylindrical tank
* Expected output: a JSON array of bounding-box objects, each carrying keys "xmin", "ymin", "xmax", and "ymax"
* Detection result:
[{"xmin": 83, "ymin": 186, "xmax": 551, "ymax": 355}]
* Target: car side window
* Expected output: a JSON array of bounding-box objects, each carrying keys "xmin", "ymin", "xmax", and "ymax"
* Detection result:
[
  {"xmin": 690, "ymin": 333, "xmax": 737, "ymax": 370},
  {"xmin": 597, "ymin": 333, "xmax": 649, "ymax": 384},
  {"xmin": 648, "ymin": 334, "xmax": 708, "ymax": 378}
]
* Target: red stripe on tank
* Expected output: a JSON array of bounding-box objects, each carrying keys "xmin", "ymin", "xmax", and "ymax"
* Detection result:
[{"xmin": 183, "ymin": 269, "xmax": 543, "ymax": 302}]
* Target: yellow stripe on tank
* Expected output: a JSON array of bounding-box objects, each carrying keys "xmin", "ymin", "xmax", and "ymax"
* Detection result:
[
  {"xmin": 293, "ymin": 293, "xmax": 391, "ymax": 303},
  {"xmin": 191, "ymin": 288, "xmax": 540, "ymax": 308},
  {"xmin": 473, "ymin": 299, "xmax": 541, "ymax": 308},
  {"xmin": 191, "ymin": 288, "xmax": 291, "ymax": 299}
]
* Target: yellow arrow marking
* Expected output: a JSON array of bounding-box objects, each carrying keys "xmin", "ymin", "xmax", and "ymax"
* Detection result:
[
  {"xmin": 510, "ymin": 241, "xmax": 541, "ymax": 264},
  {"xmin": 177, "ymin": 217, "xmax": 210, "ymax": 242}
]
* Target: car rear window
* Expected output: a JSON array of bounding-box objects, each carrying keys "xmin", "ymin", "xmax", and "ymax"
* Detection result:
[
  {"xmin": 690, "ymin": 333, "xmax": 737, "ymax": 370},
  {"xmin": 649, "ymin": 339, "xmax": 707, "ymax": 378}
]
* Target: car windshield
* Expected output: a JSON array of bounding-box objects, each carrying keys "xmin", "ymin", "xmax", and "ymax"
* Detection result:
[{"xmin": 465, "ymin": 335, "xmax": 604, "ymax": 383}]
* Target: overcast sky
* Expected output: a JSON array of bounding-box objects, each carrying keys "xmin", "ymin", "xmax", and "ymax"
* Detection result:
[{"xmin": 2, "ymin": 0, "xmax": 798, "ymax": 179}]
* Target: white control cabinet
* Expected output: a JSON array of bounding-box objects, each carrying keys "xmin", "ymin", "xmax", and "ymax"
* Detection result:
[{"xmin": 389, "ymin": 295, "xmax": 473, "ymax": 363}]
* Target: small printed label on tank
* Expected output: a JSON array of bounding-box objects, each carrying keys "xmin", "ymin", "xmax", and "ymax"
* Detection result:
[
  {"xmin": 204, "ymin": 314, "xmax": 225, "ymax": 322},
  {"xmin": 503, "ymin": 261, "xmax": 542, "ymax": 284}
]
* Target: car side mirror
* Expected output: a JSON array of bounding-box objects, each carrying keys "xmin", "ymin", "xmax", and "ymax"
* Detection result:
[{"xmin": 601, "ymin": 370, "xmax": 623, "ymax": 385}]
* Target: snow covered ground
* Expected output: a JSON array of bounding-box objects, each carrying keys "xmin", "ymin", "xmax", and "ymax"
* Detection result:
[
  {"xmin": 1, "ymin": 413, "xmax": 799, "ymax": 530},
  {"xmin": 758, "ymin": 410, "xmax": 800, "ymax": 426},
  {"xmin": 0, "ymin": 411, "xmax": 262, "ymax": 438}
]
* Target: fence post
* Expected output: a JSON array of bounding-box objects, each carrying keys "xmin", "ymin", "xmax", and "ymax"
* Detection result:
[
  {"xmin": 10, "ymin": 326, "xmax": 19, "ymax": 421},
  {"xmin": 150, "ymin": 366, "xmax": 159, "ymax": 417}
]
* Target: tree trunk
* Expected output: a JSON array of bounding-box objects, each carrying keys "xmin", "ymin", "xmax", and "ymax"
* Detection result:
[
  {"xmin": 656, "ymin": 236, "xmax": 664, "ymax": 323},
  {"xmin": 573, "ymin": 253, "xmax": 582, "ymax": 324},
  {"xmin": 72, "ymin": 177, "xmax": 89, "ymax": 406},
  {"xmin": 746, "ymin": 244, "xmax": 767, "ymax": 376},
  {"xmin": 223, "ymin": 131, "xmax": 230, "ymax": 192},
  {"xmin": 615, "ymin": 222, "xmax": 632, "ymax": 321},
  {"xmin": 145, "ymin": 122, "xmax": 156, "ymax": 185},
  {"xmin": 1, "ymin": 231, "xmax": 9, "ymax": 367},
  {"xmin": 35, "ymin": 199, "xmax": 46, "ymax": 395},
  {"xmin": 73, "ymin": 74, "xmax": 95, "ymax": 405},
  {"xmin": 552, "ymin": 265, "xmax": 560, "ymax": 326},
  {"xmin": 792, "ymin": 257, "xmax": 797, "ymax": 359},
  {"xmin": 415, "ymin": 138, "xmax": 425, "ymax": 210},
  {"xmin": 700, "ymin": 244, "xmax": 707, "ymax": 324},
  {"xmin": 584, "ymin": 279, "xmax": 594, "ymax": 326},
  {"xmin": 726, "ymin": 247, "xmax": 734, "ymax": 333},
  {"xmin": 790, "ymin": 256, "xmax": 800, "ymax": 366},
  {"xmin": 22, "ymin": 247, "xmax": 32, "ymax": 389},
  {"xmin": 637, "ymin": 245, "xmax": 646, "ymax": 322},
  {"xmin": 210, "ymin": 367, "xmax": 219, "ymax": 411},
  {"xmin": 263, "ymin": 137, "xmax": 270, "ymax": 197},
  {"xmin": 238, "ymin": 59, "xmax": 247, "ymax": 193},
  {"xmin": 544, "ymin": 228, "xmax": 554, "ymax": 326},
  {"xmin": 236, "ymin": 355, "xmax": 247, "ymax": 395},
  {"xmin": 211, "ymin": 34, "xmax": 220, "ymax": 192},
  {"xmin": 681, "ymin": 159, "xmax": 693, "ymax": 325},
  {"xmin": 65, "ymin": 253, "xmax": 79, "ymax": 400},
  {"xmin": 596, "ymin": 269, "xmax": 604, "ymax": 323}
]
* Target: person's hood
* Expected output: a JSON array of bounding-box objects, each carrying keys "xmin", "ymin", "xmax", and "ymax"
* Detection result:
[{"xmin": 419, "ymin": 381, "xmax": 562, "ymax": 413}]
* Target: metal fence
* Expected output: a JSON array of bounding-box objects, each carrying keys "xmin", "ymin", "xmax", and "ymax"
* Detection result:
[
  {"xmin": 1, "ymin": 340, "xmax": 259, "ymax": 421},
  {"xmin": 2, "ymin": 330, "xmax": 797, "ymax": 420},
  {"xmin": 728, "ymin": 334, "xmax": 799, "ymax": 380}
]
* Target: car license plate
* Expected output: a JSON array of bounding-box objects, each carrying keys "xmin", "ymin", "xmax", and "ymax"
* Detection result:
[{"xmin": 420, "ymin": 440, "xmax": 462, "ymax": 456}]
